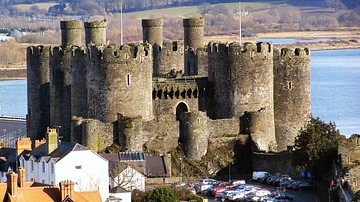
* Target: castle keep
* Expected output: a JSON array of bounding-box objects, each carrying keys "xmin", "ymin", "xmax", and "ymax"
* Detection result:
[{"xmin": 27, "ymin": 17, "xmax": 310, "ymax": 160}]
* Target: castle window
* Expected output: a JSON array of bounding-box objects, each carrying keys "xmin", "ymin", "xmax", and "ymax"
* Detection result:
[
  {"xmin": 127, "ymin": 74, "xmax": 131, "ymax": 86},
  {"xmin": 212, "ymin": 72, "xmax": 215, "ymax": 79},
  {"xmin": 197, "ymin": 118, "xmax": 200, "ymax": 124},
  {"xmin": 288, "ymin": 81, "xmax": 293, "ymax": 90}
]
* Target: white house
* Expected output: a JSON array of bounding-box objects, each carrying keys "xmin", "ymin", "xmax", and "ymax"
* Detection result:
[{"xmin": 19, "ymin": 128, "xmax": 109, "ymax": 202}]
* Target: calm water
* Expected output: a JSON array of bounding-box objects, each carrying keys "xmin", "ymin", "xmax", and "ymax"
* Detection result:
[{"xmin": 0, "ymin": 49, "xmax": 359, "ymax": 137}]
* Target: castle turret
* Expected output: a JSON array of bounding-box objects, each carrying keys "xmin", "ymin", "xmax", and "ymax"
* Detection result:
[
  {"xmin": 229, "ymin": 42, "xmax": 277, "ymax": 151},
  {"xmin": 142, "ymin": 18, "xmax": 163, "ymax": 46},
  {"xmin": 60, "ymin": 20, "xmax": 82, "ymax": 46},
  {"xmin": 154, "ymin": 41, "xmax": 185, "ymax": 76},
  {"xmin": 274, "ymin": 48, "xmax": 311, "ymax": 151},
  {"xmin": 183, "ymin": 111, "xmax": 209, "ymax": 160},
  {"xmin": 84, "ymin": 20, "xmax": 107, "ymax": 45},
  {"xmin": 87, "ymin": 44, "xmax": 153, "ymax": 123},
  {"xmin": 27, "ymin": 46, "xmax": 51, "ymax": 141},
  {"xmin": 183, "ymin": 18, "xmax": 204, "ymax": 50}
]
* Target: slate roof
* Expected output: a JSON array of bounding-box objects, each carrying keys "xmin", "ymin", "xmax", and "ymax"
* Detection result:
[
  {"xmin": 0, "ymin": 148, "xmax": 16, "ymax": 172},
  {"xmin": 145, "ymin": 156, "xmax": 168, "ymax": 178},
  {"xmin": 28, "ymin": 142, "xmax": 89, "ymax": 162}
]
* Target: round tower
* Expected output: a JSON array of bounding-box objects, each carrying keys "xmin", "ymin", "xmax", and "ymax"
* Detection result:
[
  {"xmin": 27, "ymin": 46, "xmax": 51, "ymax": 141},
  {"xmin": 183, "ymin": 17, "xmax": 204, "ymax": 50},
  {"xmin": 49, "ymin": 46, "xmax": 73, "ymax": 142},
  {"xmin": 87, "ymin": 43, "xmax": 153, "ymax": 123},
  {"xmin": 60, "ymin": 20, "xmax": 82, "ymax": 46},
  {"xmin": 84, "ymin": 20, "xmax": 107, "ymax": 45},
  {"xmin": 228, "ymin": 42, "xmax": 277, "ymax": 152},
  {"xmin": 243, "ymin": 111, "xmax": 277, "ymax": 152},
  {"xmin": 183, "ymin": 111, "xmax": 209, "ymax": 160},
  {"xmin": 142, "ymin": 18, "xmax": 163, "ymax": 46},
  {"xmin": 274, "ymin": 48, "xmax": 311, "ymax": 151}
]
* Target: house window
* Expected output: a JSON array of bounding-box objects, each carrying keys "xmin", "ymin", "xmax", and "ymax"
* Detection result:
[
  {"xmin": 75, "ymin": 165, "xmax": 82, "ymax": 169},
  {"xmin": 31, "ymin": 160, "xmax": 34, "ymax": 171},
  {"xmin": 42, "ymin": 161, "xmax": 45, "ymax": 173},
  {"xmin": 51, "ymin": 162, "xmax": 54, "ymax": 174}
]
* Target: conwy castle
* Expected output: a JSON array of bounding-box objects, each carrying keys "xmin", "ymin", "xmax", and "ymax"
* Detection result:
[{"xmin": 26, "ymin": 17, "xmax": 310, "ymax": 160}]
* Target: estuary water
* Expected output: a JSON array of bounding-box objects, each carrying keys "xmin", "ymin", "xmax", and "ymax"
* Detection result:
[{"xmin": 0, "ymin": 49, "xmax": 359, "ymax": 137}]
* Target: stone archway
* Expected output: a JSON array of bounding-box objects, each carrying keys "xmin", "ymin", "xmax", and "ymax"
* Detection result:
[{"xmin": 176, "ymin": 102, "xmax": 189, "ymax": 146}]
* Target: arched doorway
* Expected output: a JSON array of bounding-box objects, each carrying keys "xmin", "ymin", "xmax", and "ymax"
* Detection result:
[{"xmin": 176, "ymin": 102, "xmax": 188, "ymax": 146}]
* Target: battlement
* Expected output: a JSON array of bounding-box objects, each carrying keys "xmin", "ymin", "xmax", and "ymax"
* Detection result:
[
  {"xmin": 60, "ymin": 20, "xmax": 82, "ymax": 30},
  {"xmin": 142, "ymin": 18, "xmax": 163, "ymax": 27},
  {"xmin": 27, "ymin": 45, "xmax": 50, "ymax": 56},
  {"xmin": 153, "ymin": 82, "xmax": 198, "ymax": 100},
  {"xmin": 90, "ymin": 43, "xmax": 151, "ymax": 63},
  {"xmin": 183, "ymin": 17, "xmax": 205, "ymax": 27},
  {"xmin": 208, "ymin": 42, "xmax": 229, "ymax": 53},
  {"xmin": 84, "ymin": 19, "xmax": 107, "ymax": 29},
  {"xmin": 162, "ymin": 41, "xmax": 184, "ymax": 52},
  {"xmin": 279, "ymin": 48, "xmax": 310, "ymax": 58},
  {"xmin": 49, "ymin": 46, "xmax": 73, "ymax": 56},
  {"xmin": 242, "ymin": 42, "xmax": 272, "ymax": 53}
]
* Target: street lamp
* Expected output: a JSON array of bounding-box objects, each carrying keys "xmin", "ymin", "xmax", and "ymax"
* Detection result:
[
  {"xmin": 229, "ymin": 151, "xmax": 234, "ymax": 182},
  {"xmin": 179, "ymin": 158, "xmax": 182, "ymax": 182}
]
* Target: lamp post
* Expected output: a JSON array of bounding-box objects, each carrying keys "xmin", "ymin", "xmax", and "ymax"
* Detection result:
[
  {"xmin": 229, "ymin": 151, "xmax": 234, "ymax": 182},
  {"xmin": 179, "ymin": 158, "xmax": 182, "ymax": 182}
]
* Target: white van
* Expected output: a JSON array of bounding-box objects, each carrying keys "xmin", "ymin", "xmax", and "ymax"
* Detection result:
[{"xmin": 252, "ymin": 171, "xmax": 269, "ymax": 181}]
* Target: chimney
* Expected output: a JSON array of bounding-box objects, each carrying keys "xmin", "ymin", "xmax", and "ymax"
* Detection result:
[
  {"xmin": 16, "ymin": 138, "xmax": 32, "ymax": 155},
  {"xmin": 18, "ymin": 167, "xmax": 25, "ymax": 188},
  {"xmin": 34, "ymin": 138, "xmax": 46, "ymax": 149},
  {"xmin": 0, "ymin": 141, "xmax": 5, "ymax": 149},
  {"xmin": 6, "ymin": 172, "xmax": 18, "ymax": 196},
  {"xmin": 60, "ymin": 180, "xmax": 74, "ymax": 201},
  {"xmin": 46, "ymin": 128, "xmax": 58, "ymax": 155}
]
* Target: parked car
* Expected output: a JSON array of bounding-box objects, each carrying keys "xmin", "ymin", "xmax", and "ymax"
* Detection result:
[{"xmin": 252, "ymin": 171, "xmax": 270, "ymax": 181}]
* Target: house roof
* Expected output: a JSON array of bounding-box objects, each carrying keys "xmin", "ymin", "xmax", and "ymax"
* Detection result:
[
  {"xmin": 109, "ymin": 186, "xmax": 131, "ymax": 193},
  {"xmin": 145, "ymin": 156, "xmax": 168, "ymax": 178},
  {"xmin": 101, "ymin": 151, "xmax": 145, "ymax": 162},
  {"xmin": 29, "ymin": 142, "xmax": 88, "ymax": 162},
  {"xmin": 1, "ymin": 184, "xmax": 102, "ymax": 202}
]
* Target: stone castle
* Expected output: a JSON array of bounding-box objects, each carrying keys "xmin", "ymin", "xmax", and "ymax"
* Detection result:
[{"xmin": 26, "ymin": 17, "xmax": 310, "ymax": 160}]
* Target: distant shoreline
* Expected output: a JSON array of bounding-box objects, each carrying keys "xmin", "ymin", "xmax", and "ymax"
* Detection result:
[{"xmin": 0, "ymin": 38, "xmax": 359, "ymax": 81}]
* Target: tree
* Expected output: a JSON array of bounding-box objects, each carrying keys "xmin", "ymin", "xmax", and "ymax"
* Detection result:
[
  {"xmin": 293, "ymin": 117, "xmax": 340, "ymax": 178},
  {"xmin": 144, "ymin": 187, "xmax": 178, "ymax": 202}
]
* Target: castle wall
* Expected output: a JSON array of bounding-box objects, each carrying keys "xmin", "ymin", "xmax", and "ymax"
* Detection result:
[
  {"xmin": 154, "ymin": 41, "xmax": 184, "ymax": 76},
  {"xmin": 273, "ymin": 48, "xmax": 311, "ymax": 151},
  {"xmin": 84, "ymin": 20, "xmax": 107, "ymax": 45},
  {"xmin": 208, "ymin": 117, "xmax": 240, "ymax": 138},
  {"xmin": 87, "ymin": 44, "xmax": 153, "ymax": 123},
  {"xmin": 27, "ymin": 46, "xmax": 51, "ymax": 141},
  {"xmin": 71, "ymin": 47, "xmax": 88, "ymax": 143},
  {"xmin": 49, "ymin": 47, "xmax": 72, "ymax": 141},
  {"xmin": 252, "ymin": 152, "xmax": 296, "ymax": 176},
  {"xmin": 60, "ymin": 20, "xmax": 82, "ymax": 46},
  {"xmin": 196, "ymin": 47, "xmax": 209, "ymax": 76}
]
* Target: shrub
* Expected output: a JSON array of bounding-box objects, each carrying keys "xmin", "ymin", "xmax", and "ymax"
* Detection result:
[{"xmin": 144, "ymin": 187, "xmax": 178, "ymax": 202}]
